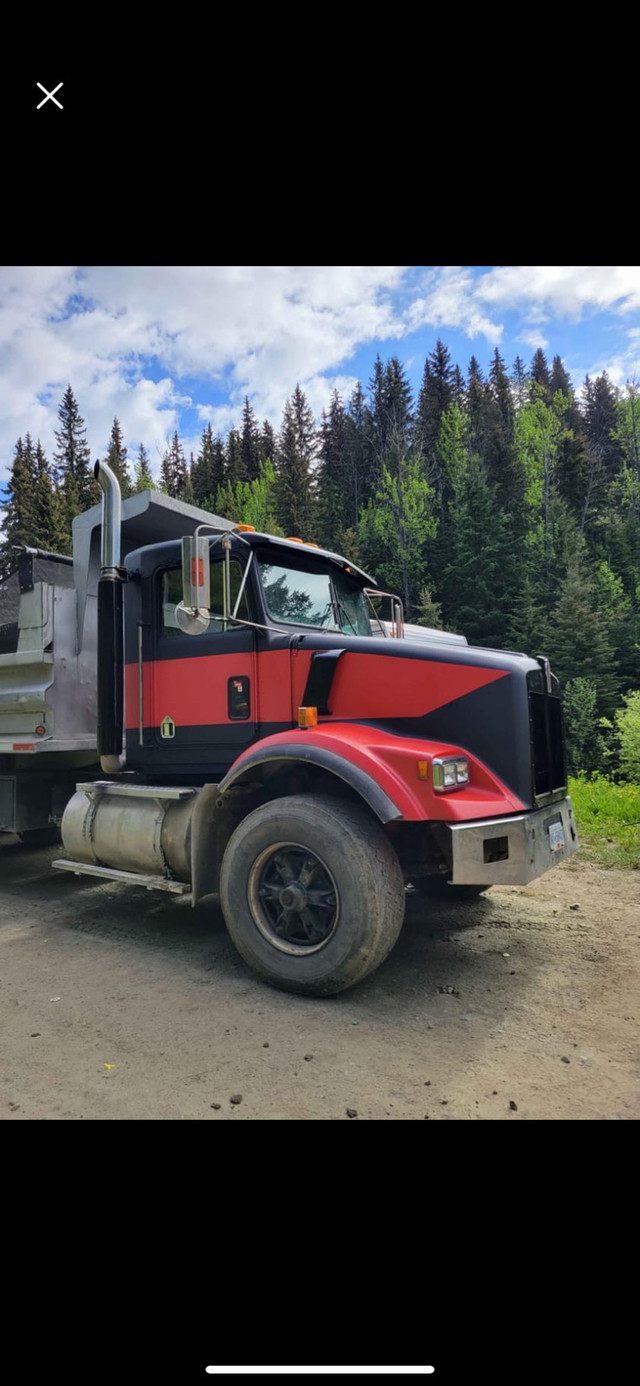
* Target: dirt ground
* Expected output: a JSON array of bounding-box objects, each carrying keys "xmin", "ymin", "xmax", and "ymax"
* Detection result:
[{"xmin": 1, "ymin": 832, "xmax": 638, "ymax": 1120}]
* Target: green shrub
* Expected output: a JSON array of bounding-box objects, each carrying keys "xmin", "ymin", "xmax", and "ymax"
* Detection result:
[
  {"xmin": 569, "ymin": 774, "xmax": 640, "ymax": 868},
  {"xmin": 563, "ymin": 678, "xmax": 612, "ymax": 776},
  {"xmin": 614, "ymin": 690, "xmax": 640, "ymax": 782}
]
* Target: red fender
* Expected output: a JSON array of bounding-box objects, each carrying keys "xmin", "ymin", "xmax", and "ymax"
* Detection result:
[{"xmin": 219, "ymin": 722, "xmax": 526, "ymax": 822}]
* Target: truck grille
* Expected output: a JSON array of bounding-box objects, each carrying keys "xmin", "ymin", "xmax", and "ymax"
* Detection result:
[{"xmin": 527, "ymin": 666, "xmax": 567, "ymax": 803}]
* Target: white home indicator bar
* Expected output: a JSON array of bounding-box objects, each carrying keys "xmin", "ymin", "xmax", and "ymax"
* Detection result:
[{"xmin": 205, "ymin": 1370, "xmax": 435, "ymax": 1376}]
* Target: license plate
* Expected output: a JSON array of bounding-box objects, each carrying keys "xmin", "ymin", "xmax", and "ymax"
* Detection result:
[{"xmin": 548, "ymin": 821, "xmax": 565, "ymax": 852}]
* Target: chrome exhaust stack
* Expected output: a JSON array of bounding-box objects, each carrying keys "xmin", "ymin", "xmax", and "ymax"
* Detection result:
[{"xmin": 94, "ymin": 460, "xmax": 126, "ymax": 773}]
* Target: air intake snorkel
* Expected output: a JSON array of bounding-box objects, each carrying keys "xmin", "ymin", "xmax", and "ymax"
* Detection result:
[{"xmin": 94, "ymin": 460, "xmax": 126, "ymax": 774}]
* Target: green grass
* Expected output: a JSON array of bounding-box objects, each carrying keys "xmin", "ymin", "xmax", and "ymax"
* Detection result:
[{"xmin": 569, "ymin": 774, "xmax": 640, "ymax": 869}]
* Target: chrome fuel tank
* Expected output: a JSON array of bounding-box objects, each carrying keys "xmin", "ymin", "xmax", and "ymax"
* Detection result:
[{"xmin": 61, "ymin": 781, "xmax": 196, "ymax": 881}]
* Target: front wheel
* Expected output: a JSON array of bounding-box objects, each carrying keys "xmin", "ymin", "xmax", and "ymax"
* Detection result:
[{"xmin": 219, "ymin": 795, "xmax": 406, "ymax": 996}]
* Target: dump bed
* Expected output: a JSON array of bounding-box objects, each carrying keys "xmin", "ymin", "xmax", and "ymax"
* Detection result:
[
  {"xmin": 0, "ymin": 490, "xmax": 232, "ymax": 758},
  {"xmin": 0, "ymin": 549, "xmax": 94, "ymax": 753}
]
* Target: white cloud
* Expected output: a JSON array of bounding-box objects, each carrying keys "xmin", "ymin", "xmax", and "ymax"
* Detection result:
[
  {"xmin": 476, "ymin": 265, "xmax": 640, "ymax": 318},
  {"xmin": 406, "ymin": 267, "xmax": 503, "ymax": 344},
  {"xmin": 0, "ymin": 266, "xmax": 408, "ymax": 481},
  {"xmin": 2, "ymin": 265, "xmax": 640, "ymax": 487},
  {"xmin": 572, "ymin": 354, "xmax": 640, "ymax": 393},
  {"xmin": 518, "ymin": 328, "xmax": 550, "ymax": 350}
]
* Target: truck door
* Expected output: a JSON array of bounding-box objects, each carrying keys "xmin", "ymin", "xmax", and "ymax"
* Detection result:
[{"xmin": 152, "ymin": 551, "xmax": 257, "ymax": 771}]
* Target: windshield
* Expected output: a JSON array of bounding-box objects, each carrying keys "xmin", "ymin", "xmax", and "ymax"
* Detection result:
[{"xmin": 257, "ymin": 555, "xmax": 372, "ymax": 636}]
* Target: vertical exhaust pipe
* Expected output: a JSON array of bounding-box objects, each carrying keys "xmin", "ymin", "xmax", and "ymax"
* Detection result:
[{"xmin": 94, "ymin": 460, "xmax": 126, "ymax": 774}]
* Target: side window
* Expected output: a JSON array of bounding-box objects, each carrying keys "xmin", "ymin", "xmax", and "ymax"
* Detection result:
[{"xmin": 160, "ymin": 558, "xmax": 249, "ymax": 637}]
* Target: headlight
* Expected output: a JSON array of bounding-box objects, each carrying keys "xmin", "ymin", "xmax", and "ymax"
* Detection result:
[{"xmin": 432, "ymin": 756, "xmax": 469, "ymax": 791}]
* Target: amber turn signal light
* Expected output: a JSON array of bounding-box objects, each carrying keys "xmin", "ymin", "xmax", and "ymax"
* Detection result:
[
  {"xmin": 298, "ymin": 706, "xmax": 318, "ymax": 729},
  {"xmin": 417, "ymin": 760, "xmax": 429, "ymax": 781}
]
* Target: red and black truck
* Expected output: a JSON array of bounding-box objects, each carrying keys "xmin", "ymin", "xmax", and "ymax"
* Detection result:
[{"xmin": 0, "ymin": 460, "xmax": 577, "ymax": 994}]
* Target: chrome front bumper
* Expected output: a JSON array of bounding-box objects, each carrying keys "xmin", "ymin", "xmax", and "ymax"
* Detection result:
[{"xmin": 449, "ymin": 795, "xmax": 578, "ymax": 886}]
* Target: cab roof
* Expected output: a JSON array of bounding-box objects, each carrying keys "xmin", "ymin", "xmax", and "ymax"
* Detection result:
[{"xmin": 230, "ymin": 529, "xmax": 377, "ymax": 586}]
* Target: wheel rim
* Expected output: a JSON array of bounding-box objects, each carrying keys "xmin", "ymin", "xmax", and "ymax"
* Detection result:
[{"xmin": 247, "ymin": 841, "xmax": 340, "ymax": 956}]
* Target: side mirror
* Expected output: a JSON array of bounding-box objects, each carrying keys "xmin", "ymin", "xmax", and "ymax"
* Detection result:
[{"xmin": 175, "ymin": 535, "xmax": 211, "ymax": 636}]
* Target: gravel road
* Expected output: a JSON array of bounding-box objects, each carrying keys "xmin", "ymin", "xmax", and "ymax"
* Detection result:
[{"xmin": 1, "ymin": 833, "xmax": 638, "ymax": 1120}]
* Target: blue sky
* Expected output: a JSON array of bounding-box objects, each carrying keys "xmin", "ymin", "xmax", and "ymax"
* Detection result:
[{"xmin": 1, "ymin": 266, "xmax": 639, "ymax": 486}]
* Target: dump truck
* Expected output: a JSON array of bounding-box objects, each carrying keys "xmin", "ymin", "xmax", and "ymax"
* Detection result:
[{"xmin": 0, "ymin": 461, "xmax": 578, "ymax": 995}]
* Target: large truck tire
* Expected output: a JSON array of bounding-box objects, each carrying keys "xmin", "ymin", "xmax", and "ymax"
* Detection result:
[
  {"xmin": 18, "ymin": 827, "xmax": 61, "ymax": 848},
  {"xmin": 219, "ymin": 794, "xmax": 406, "ymax": 996},
  {"xmin": 409, "ymin": 875, "xmax": 486, "ymax": 901}
]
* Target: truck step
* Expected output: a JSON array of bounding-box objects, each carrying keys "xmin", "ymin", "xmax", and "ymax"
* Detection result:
[
  {"xmin": 78, "ymin": 781, "xmax": 198, "ymax": 800},
  {"xmin": 51, "ymin": 858, "xmax": 191, "ymax": 894}
]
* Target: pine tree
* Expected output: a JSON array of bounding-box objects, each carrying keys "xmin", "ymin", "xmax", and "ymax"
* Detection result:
[
  {"xmin": 239, "ymin": 399, "xmax": 260, "ymax": 485},
  {"xmin": 366, "ymin": 353, "xmax": 388, "ymax": 488},
  {"xmin": 467, "ymin": 356, "xmax": 489, "ymax": 459},
  {"xmin": 276, "ymin": 385, "xmax": 316, "ymax": 537},
  {"xmin": 579, "ymin": 373, "xmax": 623, "ymax": 534},
  {"xmin": 53, "ymin": 385, "xmax": 96, "ymax": 522},
  {"xmin": 132, "ymin": 443, "xmax": 155, "ymax": 493},
  {"xmin": 344, "ymin": 381, "xmax": 368, "ymax": 525},
  {"xmin": 546, "ymin": 554, "xmax": 619, "ymax": 718},
  {"xmin": 511, "ymin": 356, "xmax": 528, "ymax": 409},
  {"xmin": 583, "ymin": 371, "xmax": 624, "ymax": 483},
  {"xmin": 415, "ymin": 584, "xmax": 444, "ymax": 630},
  {"xmin": 381, "ymin": 359, "xmax": 413, "ymax": 487},
  {"xmin": 317, "ymin": 391, "xmax": 348, "ymax": 552},
  {"xmin": 482, "ymin": 350, "xmax": 518, "ymax": 504},
  {"xmin": 439, "ymin": 451, "xmax": 510, "ymax": 647},
  {"xmin": 182, "ymin": 460, "xmax": 196, "ymax": 506},
  {"xmin": 226, "ymin": 428, "xmax": 245, "ymax": 484},
  {"xmin": 259, "ymin": 420, "xmax": 276, "ymax": 465},
  {"xmin": 33, "ymin": 440, "xmax": 67, "ymax": 553},
  {"xmin": 507, "ymin": 576, "xmax": 548, "ymax": 655},
  {"xmin": 1, "ymin": 438, "xmax": 37, "ymax": 565},
  {"xmin": 514, "ymin": 395, "xmax": 566, "ymax": 600},
  {"xmin": 550, "ymin": 355, "xmax": 571, "ymax": 397},
  {"xmin": 415, "ymin": 340, "xmax": 453, "ymax": 477},
  {"xmin": 452, "ymin": 364, "xmax": 466, "ymax": 407},
  {"xmin": 160, "ymin": 432, "xmax": 188, "ymax": 498},
  {"xmin": 548, "ymin": 372, "xmax": 588, "ymax": 519},
  {"xmin": 192, "ymin": 424, "xmax": 225, "ymax": 504},
  {"xmin": 431, "ymin": 403, "xmax": 468, "ymax": 576},
  {"xmin": 384, "ymin": 356, "xmax": 414, "ymax": 467},
  {"xmin": 530, "ymin": 348, "xmax": 551, "ymax": 400},
  {"xmin": 489, "ymin": 348, "xmax": 514, "ymax": 439},
  {"xmin": 103, "ymin": 418, "xmax": 132, "ymax": 498},
  {"xmin": 240, "ymin": 397, "xmax": 261, "ymax": 481}
]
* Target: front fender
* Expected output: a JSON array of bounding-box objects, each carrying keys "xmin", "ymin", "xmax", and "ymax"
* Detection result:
[{"xmin": 218, "ymin": 723, "xmax": 526, "ymax": 822}]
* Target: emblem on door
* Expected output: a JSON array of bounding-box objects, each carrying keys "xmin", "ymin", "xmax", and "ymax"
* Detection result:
[{"xmin": 160, "ymin": 715, "xmax": 175, "ymax": 739}]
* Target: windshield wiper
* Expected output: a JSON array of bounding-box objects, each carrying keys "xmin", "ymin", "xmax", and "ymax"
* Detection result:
[{"xmin": 329, "ymin": 582, "xmax": 358, "ymax": 636}]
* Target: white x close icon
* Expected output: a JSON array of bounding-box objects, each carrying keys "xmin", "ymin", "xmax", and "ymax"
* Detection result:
[{"xmin": 37, "ymin": 82, "xmax": 63, "ymax": 110}]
